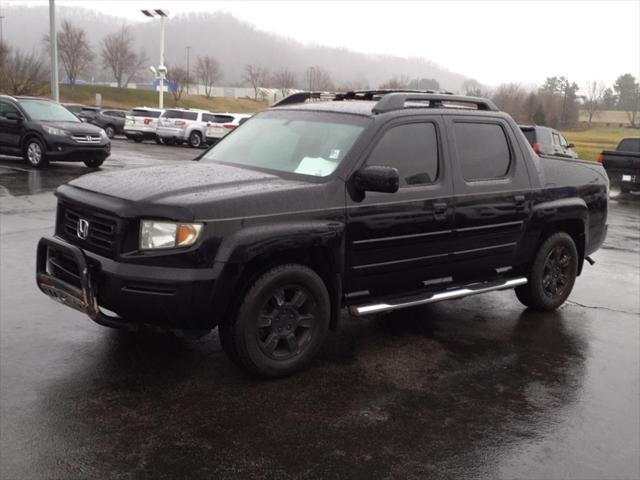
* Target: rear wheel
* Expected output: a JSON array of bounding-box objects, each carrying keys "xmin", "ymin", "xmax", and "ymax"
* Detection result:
[
  {"xmin": 188, "ymin": 131, "xmax": 202, "ymax": 148},
  {"xmin": 515, "ymin": 232, "xmax": 578, "ymax": 311},
  {"xmin": 219, "ymin": 264, "xmax": 330, "ymax": 377},
  {"xmin": 133, "ymin": 137, "xmax": 143, "ymax": 143},
  {"xmin": 164, "ymin": 138, "xmax": 176, "ymax": 146},
  {"xmin": 23, "ymin": 138, "xmax": 49, "ymax": 168},
  {"xmin": 155, "ymin": 137, "xmax": 164, "ymax": 145}
]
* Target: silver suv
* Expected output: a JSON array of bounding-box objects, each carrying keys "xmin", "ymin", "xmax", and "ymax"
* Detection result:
[{"xmin": 156, "ymin": 108, "xmax": 217, "ymax": 148}]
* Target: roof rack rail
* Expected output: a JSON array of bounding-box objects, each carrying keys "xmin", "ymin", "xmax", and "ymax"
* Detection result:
[
  {"xmin": 372, "ymin": 93, "xmax": 498, "ymax": 114},
  {"xmin": 271, "ymin": 90, "xmax": 499, "ymax": 114},
  {"xmin": 272, "ymin": 91, "xmax": 336, "ymax": 107}
]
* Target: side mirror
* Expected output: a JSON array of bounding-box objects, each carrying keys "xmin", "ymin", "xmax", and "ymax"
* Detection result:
[
  {"xmin": 567, "ymin": 143, "xmax": 575, "ymax": 148},
  {"xmin": 353, "ymin": 165, "xmax": 400, "ymax": 194},
  {"xmin": 5, "ymin": 112, "xmax": 22, "ymax": 122}
]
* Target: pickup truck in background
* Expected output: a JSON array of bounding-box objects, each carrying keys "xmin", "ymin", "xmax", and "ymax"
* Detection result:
[
  {"xmin": 598, "ymin": 137, "xmax": 640, "ymax": 193},
  {"xmin": 35, "ymin": 90, "xmax": 609, "ymax": 377}
]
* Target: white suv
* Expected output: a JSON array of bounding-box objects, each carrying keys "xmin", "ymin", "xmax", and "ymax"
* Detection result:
[
  {"xmin": 205, "ymin": 113, "xmax": 253, "ymax": 145},
  {"xmin": 156, "ymin": 108, "xmax": 219, "ymax": 148},
  {"xmin": 124, "ymin": 107, "xmax": 164, "ymax": 143}
]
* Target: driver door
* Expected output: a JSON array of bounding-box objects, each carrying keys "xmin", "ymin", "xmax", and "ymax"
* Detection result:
[{"xmin": 345, "ymin": 117, "xmax": 455, "ymax": 298}]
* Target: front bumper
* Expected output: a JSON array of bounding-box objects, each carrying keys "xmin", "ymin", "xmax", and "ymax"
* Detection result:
[
  {"xmin": 46, "ymin": 139, "xmax": 110, "ymax": 162},
  {"xmin": 36, "ymin": 236, "xmax": 217, "ymax": 331}
]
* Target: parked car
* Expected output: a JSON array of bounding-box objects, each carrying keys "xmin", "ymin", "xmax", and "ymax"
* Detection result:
[
  {"xmin": 597, "ymin": 137, "xmax": 640, "ymax": 193},
  {"xmin": 35, "ymin": 90, "xmax": 608, "ymax": 377},
  {"xmin": 82, "ymin": 108, "xmax": 127, "ymax": 139},
  {"xmin": 156, "ymin": 108, "xmax": 219, "ymax": 148},
  {"xmin": 205, "ymin": 113, "xmax": 253, "ymax": 145},
  {"xmin": 0, "ymin": 95, "xmax": 110, "ymax": 168},
  {"xmin": 519, "ymin": 125, "xmax": 578, "ymax": 158},
  {"xmin": 124, "ymin": 107, "xmax": 164, "ymax": 143},
  {"xmin": 62, "ymin": 103, "xmax": 88, "ymax": 117}
]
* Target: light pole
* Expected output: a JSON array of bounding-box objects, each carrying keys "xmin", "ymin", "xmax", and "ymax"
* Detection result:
[
  {"xmin": 186, "ymin": 46, "xmax": 191, "ymax": 95},
  {"xmin": 307, "ymin": 66, "xmax": 315, "ymax": 92},
  {"xmin": 49, "ymin": 0, "xmax": 59, "ymax": 102},
  {"xmin": 141, "ymin": 9, "xmax": 169, "ymax": 109}
]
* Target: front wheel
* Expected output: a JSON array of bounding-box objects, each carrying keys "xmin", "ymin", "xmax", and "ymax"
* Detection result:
[
  {"xmin": 84, "ymin": 157, "xmax": 105, "ymax": 168},
  {"xmin": 219, "ymin": 264, "xmax": 330, "ymax": 377},
  {"xmin": 23, "ymin": 138, "xmax": 49, "ymax": 168},
  {"xmin": 104, "ymin": 125, "xmax": 115, "ymax": 139},
  {"xmin": 515, "ymin": 232, "xmax": 578, "ymax": 311}
]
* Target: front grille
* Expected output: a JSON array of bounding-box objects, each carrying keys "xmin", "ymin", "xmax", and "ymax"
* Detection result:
[
  {"xmin": 72, "ymin": 135, "xmax": 102, "ymax": 144},
  {"xmin": 60, "ymin": 205, "xmax": 119, "ymax": 257}
]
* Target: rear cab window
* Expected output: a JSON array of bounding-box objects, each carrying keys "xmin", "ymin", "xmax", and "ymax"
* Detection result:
[
  {"xmin": 617, "ymin": 138, "xmax": 640, "ymax": 152},
  {"xmin": 521, "ymin": 127, "xmax": 536, "ymax": 145},
  {"xmin": 453, "ymin": 122, "xmax": 511, "ymax": 181}
]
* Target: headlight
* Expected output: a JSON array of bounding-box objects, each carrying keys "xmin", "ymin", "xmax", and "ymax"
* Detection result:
[
  {"xmin": 99, "ymin": 129, "xmax": 108, "ymax": 139},
  {"xmin": 42, "ymin": 125, "xmax": 70, "ymax": 136},
  {"xmin": 140, "ymin": 220, "xmax": 203, "ymax": 250}
]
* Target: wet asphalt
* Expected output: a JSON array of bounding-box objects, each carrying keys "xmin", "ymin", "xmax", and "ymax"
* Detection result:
[{"xmin": 0, "ymin": 140, "xmax": 639, "ymax": 480}]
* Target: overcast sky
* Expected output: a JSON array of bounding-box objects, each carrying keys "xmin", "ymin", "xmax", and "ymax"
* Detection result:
[{"xmin": 3, "ymin": 0, "xmax": 639, "ymax": 86}]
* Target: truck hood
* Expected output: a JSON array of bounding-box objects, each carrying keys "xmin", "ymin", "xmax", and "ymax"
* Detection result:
[{"xmin": 63, "ymin": 163, "xmax": 329, "ymax": 220}]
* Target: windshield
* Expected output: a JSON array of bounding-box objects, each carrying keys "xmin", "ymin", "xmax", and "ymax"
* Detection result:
[
  {"xmin": 20, "ymin": 100, "xmax": 81, "ymax": 123},
  {"xmin": 201, "ymin": 111, "xmax": 367, "ymax": 177}
]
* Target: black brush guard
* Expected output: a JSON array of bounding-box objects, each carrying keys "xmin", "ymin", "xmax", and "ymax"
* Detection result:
[{"xmin": 36, "ymin": 236, "xmax": 124, "ymax": 329}]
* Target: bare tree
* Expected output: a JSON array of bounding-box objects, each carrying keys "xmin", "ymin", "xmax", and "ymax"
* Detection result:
[
  {"xmin": 462, "ymin": 78, "xmax": 489, "ymax": 97},
  {"xmin": 583, "ymin": 81, "xmax": 606, "ymax": 128},
  {"xmin": 2, "ymin": 45, "xmax": 49, "ymax": 96},
  {"xmin": 379, "ymin": 74, "xmax": 410, "ymax": 89},
  {"xmin": 166, "ymin": 66, "xmax": 189, "ymax": 105},
  {"xmin": 243, "ymin": 64, "xmax": 269, "ymax": 100},
  {"xmin": 305, "ymin": 66, "xmax": 334, "ymax": 91},
  {"xmin": 195, "ymin": 55, "xmax": 222, "ymax": 98},
  {"xmin": 101, "ymin": 26, "xmax": 148, "ymax": 88},
  {"xmin": 272, "ymin": 68, "xmax": 296, "ymax": 97},
  {"xmin": 0, "ymin": 42, "xmax": 9, "ymax": 90},
  {"xmin": 491, "ymin": 83, "xmax": 530, "ymax": 122},
  {"xmin": 44, "ymin": 20, "xmax": 92, "ymax": 87}
]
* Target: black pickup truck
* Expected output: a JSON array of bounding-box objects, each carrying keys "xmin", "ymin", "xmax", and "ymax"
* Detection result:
[
  {"xmin": 598, "ymin": 137, "xmax": 640, "ymax": 193},
  {"xmin": 36, "ymin": 91, "xmax": 609, "ymax": 377}
]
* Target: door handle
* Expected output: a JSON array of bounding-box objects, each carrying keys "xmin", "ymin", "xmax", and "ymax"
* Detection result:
[
  {"xmin": 514, "ymin": 195, "xmax": 526, "ymax": 208},
  {"xmin": 433, "ymin": 202, "xmax": 447, "ymax": 214}
]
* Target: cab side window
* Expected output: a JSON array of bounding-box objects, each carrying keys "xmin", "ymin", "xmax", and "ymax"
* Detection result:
[{"xmin": 367, "ymin": 122, "xmax": 439, "ymax": 186}]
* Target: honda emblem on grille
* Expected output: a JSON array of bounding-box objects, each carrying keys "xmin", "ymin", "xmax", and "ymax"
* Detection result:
[
  {"xmin": 86, "ymin": 135, "xmax": 91, "ymax": 142},
  {"xmin": 77, "ymin": 219, "xmax": 90, "ymax": 239}
]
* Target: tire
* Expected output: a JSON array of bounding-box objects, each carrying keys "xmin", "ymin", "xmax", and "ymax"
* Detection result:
[
  {"xmin": 84, "ymin": 157, "xmax": 105, "ymax": 168},
  {"xmin": 219, "ymin": 264, "xmax": 331, "ymax": 378},
  {"xmin": 164, "ymin": 138, "xmax": 176, "ymax": 146},
  {"xmin": 133, "ymin": 138, "xmax": 143, "ymax": 143},
  {"xmin": 104, "ymin": 125, "xmax": 115, "ymax": 139},
  {"xmin": 155, "ymin": 137, "xmax": 164, "ymax": 145},
  {"xmin": 23, "ymin": 137, "xmax": 49, "ymax": 168},
  {"xmin": 188, "ymin": 131, "xmax": 202, "ymax": 148},
  {"xmin": 515, "ymin": 232, "xmax": 578, "ymax": 311}
]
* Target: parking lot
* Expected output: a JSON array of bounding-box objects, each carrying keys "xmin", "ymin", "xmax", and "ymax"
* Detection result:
[{"xmin": 1, "ymin": 139, "xmax": 639, "ymax": 479}]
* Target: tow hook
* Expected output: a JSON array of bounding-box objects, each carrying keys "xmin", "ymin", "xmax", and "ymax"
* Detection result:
[{"xmin": 585, "ymin": 256, "xmax": 595, "ymax": 266}]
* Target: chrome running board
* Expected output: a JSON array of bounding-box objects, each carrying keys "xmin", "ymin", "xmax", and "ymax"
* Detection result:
[{"xmin": 349, "ymin": 277, "xmax": 527, "ymax": 316}]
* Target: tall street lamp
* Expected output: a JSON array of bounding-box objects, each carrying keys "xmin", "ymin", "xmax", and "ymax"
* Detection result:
[
  {"xmin": 49, "ymin": 0, "xmax": 59, "ymax": 102},
  {"xmin": 141, "ymin": 9, "xmax": 169, "ymax": 109}
]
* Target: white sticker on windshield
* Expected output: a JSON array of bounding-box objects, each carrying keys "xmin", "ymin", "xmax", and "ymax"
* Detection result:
[
  {"xmin": 295, "ymin": 157, "xmax": 338, "ymax": 177},
  {"xmin": 329, "ymin": 149, "xmax": 341, "ymax": 160}
]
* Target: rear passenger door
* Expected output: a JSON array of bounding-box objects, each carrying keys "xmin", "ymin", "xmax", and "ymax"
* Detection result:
[
  {"xmin": 446, "ymin": 117, "xmax": 532, "ymax": 279},
  {"xmin": 345, "ymin": 117, "xmax": 455, "ymax": 297}
]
